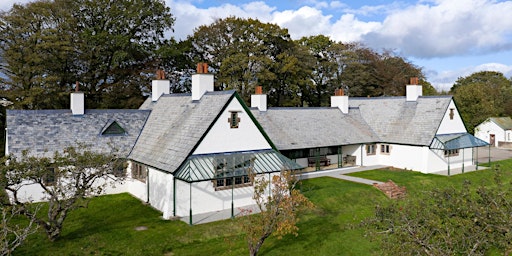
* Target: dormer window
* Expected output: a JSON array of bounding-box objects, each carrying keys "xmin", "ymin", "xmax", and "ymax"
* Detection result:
[
  {"xmin": 101, "ymin": 120, "xmax": 127, "ymax": 136},
  {"xmin": 228, "ymin": 111, "xmax": 241, "ymax": 129}
]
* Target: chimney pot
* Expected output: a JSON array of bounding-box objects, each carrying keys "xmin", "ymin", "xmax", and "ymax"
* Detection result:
[
  {"xmin": 202, "ymin": 63, "xmax": 208, "ymax": 74},
  {"xmin": 410, "ymin": 77, "xmax": 419, "ymax": 85},
  {"xmin": 156, "ymin": 69, "xmax": 166, "ymax": 80},
  {"xmin": 334, "ymin": 88, "xmax": 344, "ymax": 96},
  {"xmin": 196, "ymin": 62, "xmax": 209, "ymax": 74},
  {"xmin": 255, "ymin": 86, "xmax": 263, "ymax": 95}
]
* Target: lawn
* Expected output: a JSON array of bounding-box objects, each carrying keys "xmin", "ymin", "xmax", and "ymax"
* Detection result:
[{"xmin": 14, "ymin": 159, "xmax": 511, "ymax": 255}]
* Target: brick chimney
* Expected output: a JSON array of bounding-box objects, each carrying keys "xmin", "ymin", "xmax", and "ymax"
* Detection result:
[
  {"xmin": 331, "ymin": 89, "xmax": 348, "ymax": 114},
  {"xmin": 251, "ymin": 86, "xmax": 267, "ymax": 111},
  {"xmin": 192, "ymin": 62, "xmax": 214, "ymax": 101},
  {"xmin": 406, "ymin": 77, "xmax": 423, "ymax": 101},
  {"xmin": 71, "ymin": 81, "xmax": 85, "ymax": 115},
  {"xmin": 152, "ymin": 69, "xmax": 170, "ymax": 101}
]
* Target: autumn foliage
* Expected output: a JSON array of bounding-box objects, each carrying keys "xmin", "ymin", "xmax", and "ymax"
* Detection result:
[{"xmin": 240, "ymin": 171, "xmax": 314, "ymax": 256}]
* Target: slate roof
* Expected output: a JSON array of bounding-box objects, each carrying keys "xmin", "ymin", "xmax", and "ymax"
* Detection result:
[
  {"xmin": 349, "ymin": 96, "xmax": 453, "ymax": 146},
  {"xmin": 250, "ymin": 107, "xmax": 379, "ymax": 150},
  {"xmin": 129, "ymin": 90, "xmax": 235, "ymax": 173},
  {"xmin": 251, "ymin": 96, "xmax": 453, "ymax": 149},
  {"xmin": 6, "ymin": 109, "xmax": 150, "ymax": 158},
  {"xmin": 487, "ymin": 117, "xmax": 512, "ymax": 130}
]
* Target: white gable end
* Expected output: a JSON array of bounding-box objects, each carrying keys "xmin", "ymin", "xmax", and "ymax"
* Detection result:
[
  {"xmin": 193, "ymin": 97, "xmax": 272, "ymax": 155},
  {"xmin": 436, "ymin": 99, "xmax": 467, "ymax": 134}
]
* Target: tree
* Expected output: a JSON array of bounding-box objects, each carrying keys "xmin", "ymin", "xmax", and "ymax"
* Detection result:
[
  {"xmin": 0, "ymin": 205, "xmax": 38, "ymax": 256},
  {"xmin": 297, "ymin": 35, "xmax": 339, "ymax": 106},
  {"xmin": 188, "ymin": 17, "xmax": 308, "ymax": 106},
  {"xmin": 451, "ymin": 71, "xmax": 512, "ymax": 133},
  {"xmin": 364, "ymin": 168, "xmax": 512, "ymax": 255},
  {"xmin": 240, "ymin": 171, "xmax": 314, "ymax": 256},
  {"xmin": 1, "ymin": 145, "xmax": 123, "ymax": 241},
  {"xmin": 0, "ymin": 0, "xmax": 175, "ymax": 109}
]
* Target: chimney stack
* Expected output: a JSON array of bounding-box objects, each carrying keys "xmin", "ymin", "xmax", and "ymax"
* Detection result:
[
  {"xmin": 251, "ymin": 86, "xmax": 267, "ymax": 111},
  {"xmin": 406, "ymin": 77, "xmax": 423, "ymax": 101},
  {"xmin": 192, "ymin": 62, "xmax": 214, "ymax": 101},
  {"xmin": 152, "ymin": 69, "xmax": 170, "ymax": 101},
  {"xmin": 71, "ymin": 81, "xmax": 85, "ymax": 115},
  {"xmin": 331, "ymin": 88, "xmax": 348, "ymax": 114}
]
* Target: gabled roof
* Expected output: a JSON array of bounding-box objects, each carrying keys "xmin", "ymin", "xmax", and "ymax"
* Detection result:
[
  {"xmin": 349, "ymin": 96, "xmax": 453, "ymax": 146},
  {"xmin": 175, "ymin": 149, "xmax": 302, "ymax": 182},
  {"xmin": 487, "ymin": 117, "xmax": 512, "ymax": 130},
  {"xmin": 250, "ymin": 107, "xmax": 379, "ymax": 150},
  {"xmin": 431, "ymin": 133, "xmax": 489, "ymax": 150},
  {"xmin": 129, "ymin": 90, "xmax": 236, "ymax": 173},
  {"xmin": 6, "ymin": 109, "xmax": 150, "ymax": 158}
]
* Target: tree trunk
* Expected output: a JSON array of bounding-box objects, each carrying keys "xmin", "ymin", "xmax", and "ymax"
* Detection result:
[{"xmin": 249, "ymin": 237, "xmax": 267, "ymax": 256}]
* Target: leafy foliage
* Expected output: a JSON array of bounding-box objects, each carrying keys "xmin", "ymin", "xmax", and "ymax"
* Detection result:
[
  {"xmin": 0, "ymin": 0, "xmax": 175, "ymax": 109},
  {"xmin": 451, "ymin": 71, "xmax": 512, "ymax": 133},
  {"xmin": 364, "ymin": 167, "xmax": 512, "ymax": 255},
  {"xmin": 1, "ymin": 145, "xmax": 123, "ymax": 241},
  {"xmin": 240, "ymin": 171, "xmax": 314, "ymax": 256}
]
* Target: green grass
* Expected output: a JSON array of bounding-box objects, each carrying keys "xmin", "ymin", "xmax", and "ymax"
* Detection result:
[{"xmin": 14, "ymin": 159, "xmax": 512, "ymax": 255}]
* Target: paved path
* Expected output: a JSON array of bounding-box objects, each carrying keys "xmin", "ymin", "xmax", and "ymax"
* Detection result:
[{"xmin": 298, "ymin": 165, "xmax": 387, "ymax": 185}]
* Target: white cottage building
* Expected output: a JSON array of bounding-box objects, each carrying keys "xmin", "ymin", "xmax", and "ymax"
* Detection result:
[
  {"xmin": 475, "ymin": 117, "xmax": 512, "ymax": 147},
  {"xmin": 5, "ymin": 65, "xmax": 488, "ymax": 223},
  {"xmin": 251, "ymin": 80, "xmax": 488, "ymax": 175}
]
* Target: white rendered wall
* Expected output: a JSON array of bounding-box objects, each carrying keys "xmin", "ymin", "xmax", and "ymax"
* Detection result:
[
  {"xmin": 506, "ymin": 130, "xmax": 512, "ymax": 142},
  {"xmin": 374, "ymin": 144, "xmax": 428, "ymax": 172},
  {"xmin": 475, "ymin": 120, "xmax": 503, "ymax": 147},
  {"xmin": 174, "ymin": 173, "xmax": 277, "ymax": 217},
  {"xmin": 426, "ymin": 147, "xmax": 473, "ymax": 173},
  {"xmin": 11, "ymin": 175, "xmax": 127, "ymax": 203},
  {"xmin": 193, "ymin": 98, "xmax": 271, "ymax": 154},
  {"xmin": 436, "ymin": 100, "xmax": 467, "ymax": 134},
  {"xmin": 147, "ymin": 168, "xmax": 174, "ymax": 219}
]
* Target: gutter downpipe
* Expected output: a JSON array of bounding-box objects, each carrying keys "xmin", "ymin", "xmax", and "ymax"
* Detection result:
[
  {"xmin": 146, "ymin": 168, "xmax": 150, "ymax": 203},
  {"xmin": 488, "ymin": 144, "xmax": 491, "ymax": 165},
  {"xmin": 360, "ymin": 145, "xmax": 363, "ymax": 166},
  {"xmin": 231, "ymin": 177, "xmax": 234, "ymax": 219},
  {"xmin": 448, "ymin": 155, "xmax": 451, "ymax": 176},
  {"xmin": 476, "ymin": 147, "xmax": 479, "ymax": 171},
  {"xmin": 189, "ymin": 182, "xmax": 192, "ymax": 225},
  {"xmin": 462, "ymin": 149, "xmax": 465, "ymax": 174},
  {"xmin": 173, "ymin": 177, "xmax": 176, "ymax": 216}
]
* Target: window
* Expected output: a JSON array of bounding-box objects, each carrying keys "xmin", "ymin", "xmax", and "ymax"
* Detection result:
[
  {"xmin": 113, "ymin": 160, "xmax": 127, "ymax": 178},
  {"xmin": 213, "ymin": 158, "xmax": 252, "ymax": 190},
  {"xmin": 444, "ymin": 149, "xmax": 459, "ymax": 157},
  {"xmin": 43, "ymin": 167, "xmax": 56, "ymax": 186},
  {"xmin": 449, "ymin": 108, "xmax": 455, "ymax": 120},
  {"xmin": 366, "ymin": 144, "xmax": 377, "ymax": 155},
  {"xmin": 102, "ymin": 121, "xmax": 127, "ymax": 136},
  {"xmin": 228, "ymin": 111, "xmax": 241, "ymax": 128},
  {"xmin": 380, "ymin": 144, "xmax": 391, "ymax": 154},
  {"xmin": 131, "ymin": 162, "xmax": 147, "ymax": 182}
]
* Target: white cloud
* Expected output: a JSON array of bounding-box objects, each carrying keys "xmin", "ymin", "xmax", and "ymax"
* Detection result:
[
  {"xmin": 271, "ymin": 6, "xmax": 333, "ymax": 39},
  {"xmin": 426, "ymin": 62, "xmax": 512, "ymax": 91},
  {"xmin": 362, "ymin": 0, "xmax": 512, "ymax": 58}
]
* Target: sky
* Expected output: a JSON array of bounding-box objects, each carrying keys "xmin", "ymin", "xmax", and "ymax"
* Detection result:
[{"xmin": 2, "ymin": 0, "xmax": 512, "ymax": 91}]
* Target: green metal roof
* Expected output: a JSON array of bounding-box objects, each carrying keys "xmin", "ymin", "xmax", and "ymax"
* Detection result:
[
  {"xmin": 430, "ymin": 133, "xmax": 489, "ymax": 150},
  {"xmin": 174, "ymin": 149, "xmax": 303, "ymax": 183},
  {"xmin": 489, "ymin": 117, "xmax": 512, "ymax": 130}
]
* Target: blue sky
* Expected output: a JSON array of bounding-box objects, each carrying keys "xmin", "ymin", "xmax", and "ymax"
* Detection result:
[{"xmin": 3, "ymin": 0, "xmax": 512, "ymax": 91}]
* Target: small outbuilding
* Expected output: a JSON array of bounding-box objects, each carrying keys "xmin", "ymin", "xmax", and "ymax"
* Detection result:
[{"xmin": 475, "ymin": 117, "xmax": 512, "ymax": 147}]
